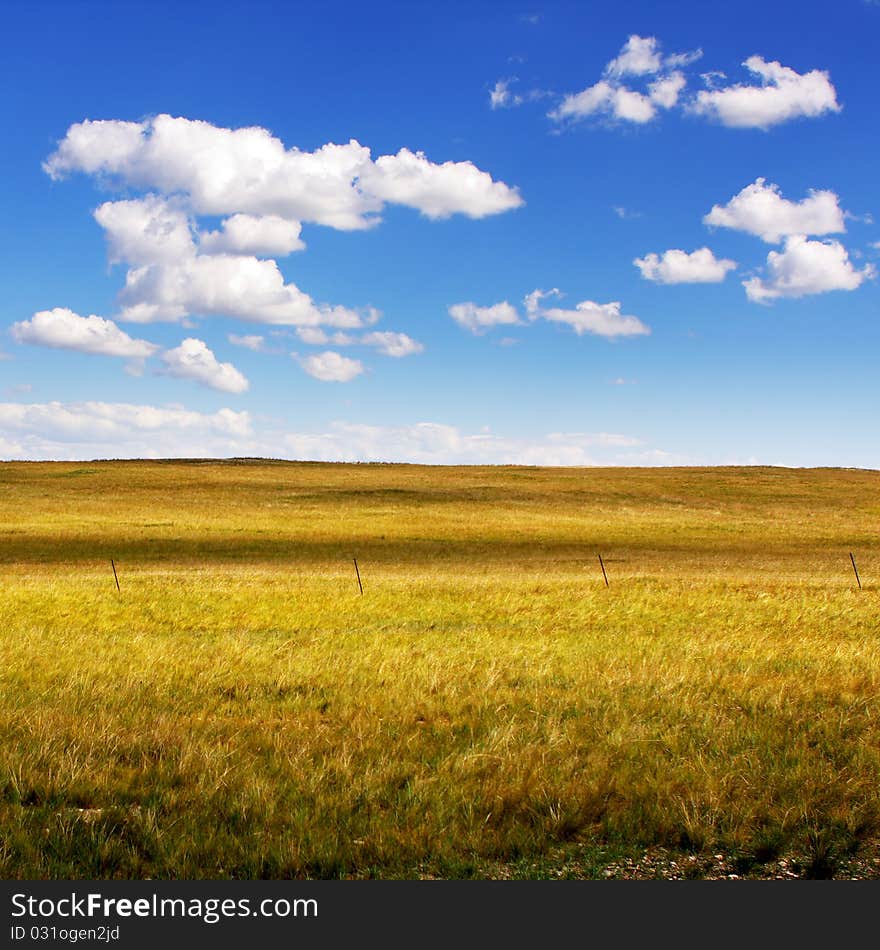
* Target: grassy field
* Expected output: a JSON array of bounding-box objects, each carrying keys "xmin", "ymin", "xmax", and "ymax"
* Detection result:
[{"xmin": 1, "ymin": 460, "xmax": 878, "ymax": 879}]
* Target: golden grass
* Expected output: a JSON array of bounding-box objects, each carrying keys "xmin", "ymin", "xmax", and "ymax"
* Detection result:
[{"xmin": 0, "ymin": 460, "xmax": 878, "ymax": 878}]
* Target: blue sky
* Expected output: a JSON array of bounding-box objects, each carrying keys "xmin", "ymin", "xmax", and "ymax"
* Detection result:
[{"xmin": 1, "ymin": 0, "xmax": 878, "ymax": 465}]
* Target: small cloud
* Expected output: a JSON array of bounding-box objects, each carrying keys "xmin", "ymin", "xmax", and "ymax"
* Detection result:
[
  {"xmin": 359, "ymin": 331, "xmax": 424, "ymax": 358},
  {"xmin": 610, "ymin": 377, "xmax": 636, "ymax": 385},
  {"xmin": 705, "ymin": 178, "xmax": 847, "ymax": 243},
  {"xmin": 228, "ymin": 333, "xmax": 266, "ymax": 352},
  {"xmin": 690, "ymin": 56, "xmax": 840, "ymax": 129},
  {"xmin": 744, "ymin": 235, "xmax": 875, "ymax": 302},
  {"xmin": 4, "ymin": 383, "xmax": 32, "ymax": 396},
  {"xmin": 538, "ymin": 299, "xmax": 650, "ymax": 338},
  {"xmin": 160, "ymin": 338, "xmax": 249, "ymax": 393},
  {"xmin": 634, "ymin": 247, "xmax": 737, "ymax": 284},
  {"xmin": 613, "ymin": 206, "xmax": 642, "ymax": 220},
  {"xmin": 523, "ymin": 287, "xmax": 562, "ymax": 317},
  {"xmin": 200, "ymin": 214, "xmax": 305, "ymax": 257},
  {"xmin": 845, "ymin": 210, "xmax": 874, "ymax": 225},
  {"xmin": 448, "ymin": 301, "xmax": 521, "ymax": 334},
  {"xmin": 295, "ymin": 350, "xmax": 364, "ymax": 382},
  {"xmin": 526, "ymin": 289, "xmax": 648, "ymax": 338},
  {"xmin": 489, "ymin": 77, "xmax": 551, "ymax": 109},
  {"xmin": 700, "ymin": 70, "xmax": 727, "ymax": 90},
  {"xmin": 490, "ymin": 78, "xmax": 522, "ymax": 110},
  {"xmin": 11, "ymin": 308, "xmax": 159, "ymax": 359},
  {"xmin": 604, "ymin": 35, "xmax": 663, "ymax": 78}
]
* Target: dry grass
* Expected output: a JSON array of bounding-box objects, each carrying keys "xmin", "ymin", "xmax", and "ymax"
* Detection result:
[{"xmin": 0, "ymin": 460, "xmax": 878, "ymax": 878}]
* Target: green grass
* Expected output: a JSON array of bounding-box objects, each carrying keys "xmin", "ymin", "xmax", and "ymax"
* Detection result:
[{"xmin": 1, "ymin": 460, "xmax": 878, "ymax": 878}]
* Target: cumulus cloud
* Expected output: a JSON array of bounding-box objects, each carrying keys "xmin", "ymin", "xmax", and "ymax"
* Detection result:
[
  {"xmin": 704, "ymin": 178, "xmax": 847, "ymax": 243},
  {"xmin": 118, "ymin": 251, "xmax": 366, "ymax": 327},
  {"xmin": 743, "ymin": 236, "xmax": 876, "ymax": 302},
  {"xmin": 634, "ymin": 247, "xmax": 737, "ymax": 283},
  {"xmin": 691, "ymin": 56, "xmax": 840, "ymax": 129},
  {"xmin": 648, "ymin": 72, "xmax": 687, "ymax": 109},
  {"xmin": 551, "ymin": 80, "xmax": 657, "ymax": 124},
  {"xmin": 359, "ymin": 331, "xmax": 424, "ymax": 357},
  {"xmin": 296, "ymin": 350, "xmax": 364, "ymax": 382},
  {"xmin": 94, "ymin": 195, "xmax": 194, "ymax": 265},
  {"xmin": 46, "ymin": 119, "xmax": 520, "ymax": 343},
  {"xmin": 536, "ymin": 299, "xmax": 651, "ymax": 338},
  {"xmin": 358, "ymin": 148, "xmax": 523, "ymax": 220},
  {"xmin": 448, "ymin": 301, "xmax": 521, "ymax": 334},
  {"xmin": 605, "ymin": 35, "xmax": 664, "ymax": 78},
  {"xmin": 45, "ymin": 114, "xmax": 522, "ymax": 229},
  {"xmin": 11, "ymin": 308, "xmax": 159, "ymax": 359},
  {"xmin": 200, "ymin": 214, "xmax": 305, "ymax": 256},
  {"xmin": 550, "ymin": 35, "xmax": 698, "ymax": 125},
  {"xmin": 160, "ymin": 338, "xmax": 249, "ymax": 393},
  {"xmin": 89, "ymin": 195, "xmax": 368, "ymax": 328}
]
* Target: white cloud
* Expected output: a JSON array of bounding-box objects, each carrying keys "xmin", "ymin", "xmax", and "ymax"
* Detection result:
[
  {"xmin": 551, "ymin": 35, "xmax": 697, "ymax": 125},
  {"xmin": 45, "ymin": 114, "xmax": 522, "ymax": 229},
  {"xmin": 691, "ymin": 56, "xmax": 840, "ymax": 129},
  {"xmin": 634, "ymin": 247, "xmax": 737, "ymax": 283},
  {"xmin": 537, "ymin": 299, "xmax": 651, "ymax": 338},
  {"xmin": 448, "ymin": 301, "xmax": 521, "ymax": 334},
  {"xmin": 280, "ymin": 423, "xmax": 642, "ymax": 466},
  {"xmin": 0, "ymin": 401, "xmax": 252, "ymax": 460},
  {"xmin": 704, "ymin": 178, "xmax": 847, "ymax": 243},
  {"xmin": 665, "ymin": 49, "xmax": 704, "ymax": 70},
  {"xmin": 359, "ymin": 331, "xmax": 424, "ymax": 357},
  {"xmin": 605, "ymin": 35, "xmax": 663, "ymax": 78},
  {"xmin": 227, "ymin": 333, "xmax": 266, "ymax": 351},
  {"xmin": 551, "ymin": 80, "xmax": 657, "ymax": 124},
  {"xmin": 94, "ymin": 195, "xmax": 195, "ymax": 265},
  {"xmin": 0, "ymin": 402, "xmax": 673, "ymax": 466},
  {"xmin": 295, "ymin": 328, "xmax": 421, "ymax": 357},
  {"xmin": 11, "ymin": 308, "xmax": 159, "ymax": 359},
  {"xmin": 523, "ymin": 287, "xmax": 562, "ymax": 317},
  {"xmin": 524, "ymin": 288, "xmax": 648, "ymax": 337},
  {"xmin": 87, "ymin": 195, "xmax": 368, "ymax": 328},
  {"xmin": 200, "ymin": 214, "xmax": 305, "ymax": 256},
  {"xmin": 296, "ymin": 350, "xmax": 364, "ymax": 382},
  {"xmin": 490, "ymin": 78, "xmax": 520, "ymax": 109},
  {"xmin": 743, "ymin": 235, "xmax": 876, "ymax": 302},
  {"xmin": 160, "ymin": 338, "xmax": 249, "ymax": 393},
  {"xmin": 117, "ymin": 250, "xmax": 366, "ymax": 328},
  {"xmin": 358, "ymin": 148, "xmax": 523, "ymax": 220},
  {"xmin": 648, "ymin": 71, "xmax": 687, "ymax": 109}
]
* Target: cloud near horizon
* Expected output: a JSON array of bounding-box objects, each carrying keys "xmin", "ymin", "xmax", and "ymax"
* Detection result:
[{"xmin": 0, "ymin": 401, "xmax": 682, "ymax": 466}]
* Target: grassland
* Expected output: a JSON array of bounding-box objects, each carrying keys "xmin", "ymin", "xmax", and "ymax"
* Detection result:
[{"xmin": 1, "ymin": 460, "xmax": 878, "ymax": 879}]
